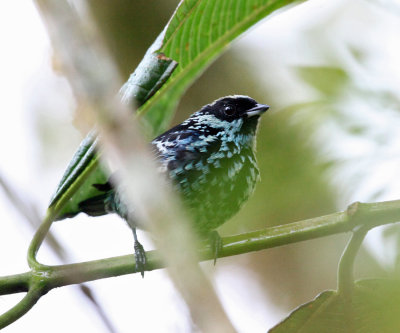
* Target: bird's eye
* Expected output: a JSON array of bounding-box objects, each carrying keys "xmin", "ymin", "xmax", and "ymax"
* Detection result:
[{"xmin": 223, "ymin": 105, "xmax": 236, "ymax": 116}]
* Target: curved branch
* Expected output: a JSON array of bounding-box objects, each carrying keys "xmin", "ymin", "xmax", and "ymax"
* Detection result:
[
  {"xmin": 27, "ymin": 209, "xmax": 56, "ymax": 270},
  {"xmin": 334, "ymin": 203, "xmax": 372, "ymax": 332},
  {"xmin": 0, "ymin": 287, "xmax": 42, "ymax": 329},
  {"xmin": 337, "ymin": 226, "xmax": 368, "ymax": 296}
]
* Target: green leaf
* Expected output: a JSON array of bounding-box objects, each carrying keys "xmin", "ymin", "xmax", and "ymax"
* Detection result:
[
  {"xmin": 49, "ymin": 30, "xmax": 177, "ymax": 218},
  {"xmin": 140, "ymin": 0, "xmax": 300, "ymax": 136},
  {"xmin": 270, "ymin": 279, "xmax": 400, "ymax": 333},
  {"xmin": 50, "ymin": 0, "xmax": 300, "ymax": 219},
  {"xmin": 48, "ymin": 131, "xmax": 107, "ymax": 218},
  {"xmin": 119, "ymin": 31, "xmax": 178, "ymax": 106}
]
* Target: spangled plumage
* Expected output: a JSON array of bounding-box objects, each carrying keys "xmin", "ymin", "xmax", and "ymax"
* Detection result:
[
  {"xmin": 78, "ymin": 95, "xmax": 269, "ymax": 273},
  {"xmin": 152, "ymin": 98, "xmax": 267, "ymax": 234}
]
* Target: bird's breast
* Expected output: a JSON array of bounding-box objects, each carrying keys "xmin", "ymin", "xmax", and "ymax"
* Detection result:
[{"xmin": 164, "ymin": 140, "xmax": 259, "ymax": 233}]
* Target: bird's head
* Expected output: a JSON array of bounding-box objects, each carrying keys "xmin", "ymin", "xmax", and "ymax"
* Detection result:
[{"xmin": 183, "ymin": 95, "xmax": 269, "ymax": 140}]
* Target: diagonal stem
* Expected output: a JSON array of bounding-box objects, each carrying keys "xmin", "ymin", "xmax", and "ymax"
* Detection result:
[
  {"xmin": 336, "ymin": 203, "xmax": 370, "ymax": 333},
  {"xmin": 27, "ymin": 209, "xmax": 56, "ymax": 270},
  {"xmin": 0, "ymin": 286, "xmax": 43, "ymax": 330},
  {"xmin": 337, "ymin": 227, "xmax": 368, "ymax": 296},
  {"xmin": 337, "ymin": 202, "xmax": 371, "ymax": 297}
]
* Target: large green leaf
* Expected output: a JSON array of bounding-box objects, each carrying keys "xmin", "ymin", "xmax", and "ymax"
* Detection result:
[
  {"xmin": 270, "ymin": 279, "xmax": 400, "ymax": 333},
  {"xmin": 49, "ymin": 32, "xmax": 177, "ymax": 218},
  {"xmin": 50, "ymin": 0, "xmax": 300, "ymax": 219},
  {"xmin": 139, "ymin": 0, "xmax": 298, "ymax": 136},
  {"xmin": 49, "ymin": 131, "xmax": 105, "ymax": 218}
]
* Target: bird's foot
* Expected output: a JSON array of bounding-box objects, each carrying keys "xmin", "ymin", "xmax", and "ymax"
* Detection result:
[
  {"xmin": 134, "ymin": 240, "xmax": 147, "ymax": 278},
  {"xmin": 208, "ymin": 231, "xmax": 223, "ymax": 265},
  {"xmin": 130, "ymin": 227, "xmax": 147, "ymax": 278}
]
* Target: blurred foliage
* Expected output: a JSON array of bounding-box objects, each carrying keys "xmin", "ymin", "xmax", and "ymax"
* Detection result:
[
  {"xmin": 297, "ymin": 66, "xmax": 348, "ymax": 97},
  {"xmin": 87, "ymin": 0, "xmax": 178, "ymax": 79},
  {"xmin": 271, "ymin": 279, "xmax": 400, "ymax": 333}
]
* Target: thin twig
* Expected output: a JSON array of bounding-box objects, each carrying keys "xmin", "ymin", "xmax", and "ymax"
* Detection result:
[
  {"xmin": 337, "ymin": 202, "xmax": 370, "ymax": 296},
  {"xmin": 337, "ymin": 229, "xmax": 368, "ymax": 296},
  {"xmin": 335, "ymin": 203, "xmax": 370, "ymax": 333},
  {"xmin": 0, "ymin": 286, "xmax": 42, "ymax": 330},
  {"xmin": 0, "ymin": 175, "xmax": 117, "ymax": 333}
]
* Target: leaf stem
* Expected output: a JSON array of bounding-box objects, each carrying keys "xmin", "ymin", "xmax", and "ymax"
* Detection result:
[{"xmin": 27, "ymin": 209, "xmax": 56, "ymax": 270}]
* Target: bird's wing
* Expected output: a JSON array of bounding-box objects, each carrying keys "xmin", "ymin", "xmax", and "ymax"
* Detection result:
[{"xmin": 151, "ymin": 129, "xmax": 221, "ymax": 173}]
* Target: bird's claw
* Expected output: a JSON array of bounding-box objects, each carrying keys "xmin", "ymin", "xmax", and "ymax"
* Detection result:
[
  {"xmin": 134, "ymin": 240, "xmax": 147, "ymax": 278},
  {"xmin": 209, "ymin": 231, "xmax": 223, "ymax": 265}
]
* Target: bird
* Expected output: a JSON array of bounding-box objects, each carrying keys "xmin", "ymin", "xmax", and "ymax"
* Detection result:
[{"xmin": 75, "ymin": 95, "xmax": 269, "ymax": 275}]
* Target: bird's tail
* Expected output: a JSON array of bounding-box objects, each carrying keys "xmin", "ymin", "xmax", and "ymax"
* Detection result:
[
  {"xmin": 78, "ymin": 193, "xmax": 111, "ymax": 217},
  {"xmin": 77, "ymin": 181, "xmax": 114, "ymax": 217}
]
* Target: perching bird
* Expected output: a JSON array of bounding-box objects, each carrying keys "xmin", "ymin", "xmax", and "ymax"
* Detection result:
[{"xmin": 76, "ymin": 95, "xmax": 269, "ymax": 275}]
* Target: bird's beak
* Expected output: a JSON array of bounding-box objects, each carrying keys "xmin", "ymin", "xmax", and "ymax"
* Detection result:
[{"xmin": 246, "ymin": 103, "xmax": 270, "ymax": 117}]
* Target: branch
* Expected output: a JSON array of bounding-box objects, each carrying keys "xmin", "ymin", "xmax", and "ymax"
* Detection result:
[
  {"xmin": 0, "ymin": 287, "xmax": 42, "ymax": 330},
  {"xmin": 335, "ymin": 203, "xmax": 371, "ymax": 332},
  {"xmin": 337, "ymin": 226, "xmax": 368, "ymax": 297},
  {"xmin": 0, "ymin": 175, "xmax": 118, "ymax": 332},
  {"xmin": 1, "ymin": 199, "xmax": 400, "ymax": 328}
]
